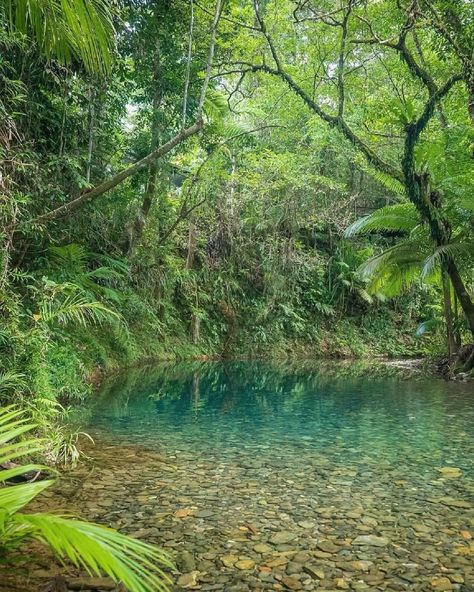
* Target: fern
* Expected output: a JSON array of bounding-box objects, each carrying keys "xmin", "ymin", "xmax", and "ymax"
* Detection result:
[
  {"xmin": 354, "ymin": 155, "xmax": 406, "ymax": 197},
  {"xmin": 203, "ymin": 89, "xmax": 228, "ymax": 122},
  {"xmin": 422, "ymin": 241, "xmax": 474, "ymax": 279},
  {"xmin": 345, "ymin": 203, "xmax": 419, "ymax": 236},
  {"xmin": 0, "ymin": 372, "xmax": 27, "ymax": 399},
  {"xmin": 37, "ymin": 283, "xmax": 120, "ymax": 327}
]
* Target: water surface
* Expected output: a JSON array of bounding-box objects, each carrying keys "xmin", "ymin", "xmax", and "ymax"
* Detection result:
[{"xmin": 66, "ymin": 361, "xmax": 474, "ymax": 590}]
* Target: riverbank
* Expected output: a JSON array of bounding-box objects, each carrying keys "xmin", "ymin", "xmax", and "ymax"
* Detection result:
[{"xmin": 5, "ymin": 361, "xmax": 473, "ymax": 592}]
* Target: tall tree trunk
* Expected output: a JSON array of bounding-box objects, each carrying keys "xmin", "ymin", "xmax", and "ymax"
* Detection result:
[
  {"xmin": 126, "ymin": 36, "xmax": 163, "ymax": 257},
  {"xmin": 403, "ymin": 127, "xmax": 474, "ymax": 342},
  {"xmin": 186, "ymin": 218, "xmax": 200, "ymax": 343},
  {"xmin": 441, "ymin": 268, "xmax": 457, "ymax": 356},
  {"xmin": 445, "ymin": 258, "xmax": 474, "ymax": 339},
  {"xmin": 86, "ymin": 84, "xmax": 96, "ymax": 184},
  {"xmin": 186, "ymin": 219, "xmax": 197, "ymax": 270}
]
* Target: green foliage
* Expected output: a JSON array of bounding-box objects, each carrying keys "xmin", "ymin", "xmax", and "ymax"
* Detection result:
[
  {"xmin": 1, "ymin": 0, "xmax": 471, "ymax": 466},
  {"xmin": 1, "ymin": 0, "xmax": 114, "ymax": 73},
  {"xmin": 0, "ymin": 406, "xmax": 172, "ymax": 591}
]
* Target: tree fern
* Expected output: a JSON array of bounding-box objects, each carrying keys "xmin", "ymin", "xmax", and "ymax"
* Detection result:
[
  {"xmin": 345, "ymin": 203, "xmax": 419, "ymax": 237},
  {"xmin": 421, "ymin": 241, "xmax": 474, "ymax": 279},
  {"xmin": 353, "ymin": 155, "xmax": 406, "ymax": 197},
  {"xmin": 38, "ymin": 289, "xmax": 119, "ymax": 327}
]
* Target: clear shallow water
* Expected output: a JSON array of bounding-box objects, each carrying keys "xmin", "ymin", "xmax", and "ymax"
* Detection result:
[
  {"xmin": 90, "ymin": 361, "xmax": 474, "ymax": 474},
  {"xmin": 53, "ymin": 361, "xmax": 474, "ymax": 590}
]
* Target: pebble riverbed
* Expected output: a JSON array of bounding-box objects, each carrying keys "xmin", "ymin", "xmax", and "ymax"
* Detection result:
[{"xmin": 4, "ymin": 362, "xmax": 474, "ymax": 591}]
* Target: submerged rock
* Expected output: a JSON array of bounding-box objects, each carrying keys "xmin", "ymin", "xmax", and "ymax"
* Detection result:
[
  {"xmin": 270, "ymin": 531, "xmax": 297, "ymax": 545},
  {"xmin": 177, "ymin": 571, "xmax": 200, "ymax": 588},
  {"xmin": 352, "ymin": 535, "xmax": 389, "ymax": 547}
]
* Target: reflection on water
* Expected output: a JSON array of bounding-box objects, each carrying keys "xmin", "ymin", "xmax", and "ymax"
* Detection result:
[
  {"xmin": 90, "ymin": 360, "xmax": 473, "ymax": 473},
  {"xmin": 52, "ymin": 360, "xmax": 474, "ymax": 590}
]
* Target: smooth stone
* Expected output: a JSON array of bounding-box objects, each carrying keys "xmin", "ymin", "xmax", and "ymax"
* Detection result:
[
  {"xmin": 298, "ymin": 520, "xmax": 315, "ymax": 529},
  {"xmin": 177, "ymin": 550, "xmax": 196, "ymax": 572},
  {"xmin": 195, "ymin": 509, "xmax": 215, "ymax": 518},
  {"xmin": 177, "ymin": 572, "xmax": 199, "ymax": 589},
  {"xmin": 235, "ymin": 559, "xmax": 255, "ymax": 570},
  {"xmin": 303, "ymin": 565, "xmax": 325, "ymax": 580},
  {"xmin": 317, "ymin": 540, "xmax": 340, "ymax": 553},
  {"xmin": 221, "ymin": 554, "xmax": 239, "ymax": 568},
  {"xmin": 281, "ymin": 576, "xmax": 303, "ymax": 590},
  {"xmin": 430, "ymin": 577, "xmax": 453, "ymax": 591},
  {"xmin": 436, "ymin": 467, "xmax": 462, "ymax": 478},
  {"xmin": 293, "ymin": 552, "xmax": 312, "ymax": 563},
  {"xmin": 349, "ymin": 560, "xmax": 374, "ymax": 571},
  {"xmin": 254, "ymin": 543, "xmax": 272, "ymax": 553},
  {"xmin": 270, "ymin": 531, "xmax": 298, "ymax": 545},
  {"xmin": 352, "ymin": 535, "xmax": 389, "ymax": 547}
]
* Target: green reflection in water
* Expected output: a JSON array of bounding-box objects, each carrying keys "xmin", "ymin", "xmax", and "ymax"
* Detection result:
[{"xmin": 87, "ymin": 361, "xmax": 474, "ymax": 476}]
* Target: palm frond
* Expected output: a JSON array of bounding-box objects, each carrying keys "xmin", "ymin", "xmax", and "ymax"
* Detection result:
[
  {"xmin": 2, "ymin": 0, "xmax": 115, "ymax": 74},
  {"xmin": 203, "ymin": 89, "xmax": 228, "ymax": 122},
  {"xmin": 0, "ymin": 480, "xmax": 54, "ymax": 515},
  {"xmin": 0, "ymin": 406, "xmax": 172, "ymax": 590},
  {"xmin": 416, "ymin": 318, "xmax": 442, "ymax": 337},
  {"xmin": 345, "ymin": 203, "xmax": 419, "ymax": 237},
  {"xmin": 421, "ymin": 240, "xmax": 474, "ymax": 279},
  {"xmin": 0, "ymin": 372, "xmax": 27, "ymax": 398},
  {"xmin": 48, "ymin": 244, "xmax": 89, "ymax": 272},
  {"xmin": 358, "ymin": 241, "xmax": 426, "ymax": 296},
  {"xmin": 38, "ymin": 291, "xmax": 119, "ymax": 327},
  {"xmin": 354, "ymin": 155, "xmax": 406, "ymax": 197},
  {"xmin": 14, "ymin": 514, "xmax": 173, "ymax": 592}
]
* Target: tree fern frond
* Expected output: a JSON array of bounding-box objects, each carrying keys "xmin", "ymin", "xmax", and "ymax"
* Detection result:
[
  {"xmin": 345, "ymin": 203, "xmax": 419, "ymax": 237},
  {"xmin": 421, "ymin": 241, "xmax": 474, "ymax": 279},
  {"xmin": 203, "ymin": 89, "xmax": 228, "ymax": 122},
  {"xmin": 354, "ymin": 155, "xmax": 406, "ymax": 197}
]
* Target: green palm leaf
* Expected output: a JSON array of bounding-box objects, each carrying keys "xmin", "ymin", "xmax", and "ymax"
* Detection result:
[
  {"xmin": 39, "ymin": 290, "xmax": 119, "ymax": 327},
  {"xmin": 0, "ymin": 405, "xmax": 172, "ymax": 591},
  {"xmin": 2, "ymin": 0, "xmax": 114, "ymax": 74},
  {"xmin": 13, "ymin": 514, "xmax": 173, "ymax": 592},
  {"xmin": 422, "ymin": 241, "xmax": 474, "ymax": 279}
]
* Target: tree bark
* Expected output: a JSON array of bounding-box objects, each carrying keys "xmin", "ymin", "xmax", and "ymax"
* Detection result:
[
  {"xmin": 125, "ymin": 33, "xmax": 163, "ymax": 256},
  {"xmin": 185, "ymin": 219, "xmax": 197, "ymax": 269},
  {"xmin": 441, "ymin": 268, "xmax": 457, "ymax": 356},
  {"xmin": 445, "ymin": 258, "xmax": 474, "ymax": 338},
  {"xmin": 33, "ymin": 119, "xmax": 203, "ymax": 225}
]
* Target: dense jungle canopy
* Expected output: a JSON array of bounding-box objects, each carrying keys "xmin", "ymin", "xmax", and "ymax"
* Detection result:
[{"xmin": 0, "ymin": 0, "xmax": 473, "ymax": 430}]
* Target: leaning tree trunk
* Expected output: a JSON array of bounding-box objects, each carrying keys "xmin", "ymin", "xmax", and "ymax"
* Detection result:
[{"xmin": 445, "ymin": 258, "xmax": 474, "ymax": 339}]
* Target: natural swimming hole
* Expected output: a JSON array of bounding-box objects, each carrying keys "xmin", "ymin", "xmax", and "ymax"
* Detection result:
[{"xmin": 37, "ymin": 361, "xmax": 474, "ymax": 590}]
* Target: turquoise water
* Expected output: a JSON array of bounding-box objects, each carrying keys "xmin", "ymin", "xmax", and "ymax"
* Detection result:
[
  {"xmin": 90, "ymin": 361, "xmax": 473, "ymax": 473},
  {"xmin": 81, "ymin": 361, "xmax": 474, "ymax": 590}
]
